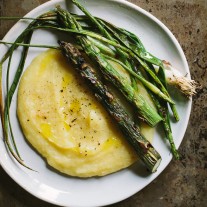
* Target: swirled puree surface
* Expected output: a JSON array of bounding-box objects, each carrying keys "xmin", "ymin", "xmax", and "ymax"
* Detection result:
[{"xmin": 17, "ymin": 49, "xmax": 155, "ymax": 177}]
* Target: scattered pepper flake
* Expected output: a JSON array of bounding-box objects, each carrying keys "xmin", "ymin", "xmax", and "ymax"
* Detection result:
[{"xmin": 71, "ymin": 118, "xmax": 77, "ymax": 123}]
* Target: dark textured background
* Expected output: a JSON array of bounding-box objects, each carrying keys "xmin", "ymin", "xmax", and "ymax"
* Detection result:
[{"xmin": 0, "ymin": 0, "xmax": 206, "ymax": 206}]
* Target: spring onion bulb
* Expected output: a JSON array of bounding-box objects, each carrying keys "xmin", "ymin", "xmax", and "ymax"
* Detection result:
[{"xmin": 162, "ymin": 61, "xmax": 198, "ymax": 97}]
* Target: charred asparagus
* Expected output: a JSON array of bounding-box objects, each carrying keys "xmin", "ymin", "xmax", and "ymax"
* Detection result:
[{"xmin": 59, "ymin": 41, "xmax": 162, "ymax": 172}]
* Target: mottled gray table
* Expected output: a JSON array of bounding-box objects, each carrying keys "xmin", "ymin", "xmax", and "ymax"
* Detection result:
[{"xmin": 0, "ymin": 0, "xmax": 206, "ymax": 206}]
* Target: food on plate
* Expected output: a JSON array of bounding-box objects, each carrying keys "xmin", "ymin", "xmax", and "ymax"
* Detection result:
[
  {"xmin": 0, "ymin": 0, "xmax": 197, "ymax": 173},
  {"xmin": 17, "ymin": 49, "xmax": 156, "ymax": 177}
]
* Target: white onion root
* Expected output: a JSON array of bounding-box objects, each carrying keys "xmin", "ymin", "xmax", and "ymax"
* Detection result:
[{"xmin": 162, "ymin": 61, "xmax": 199, "ymax": 98}]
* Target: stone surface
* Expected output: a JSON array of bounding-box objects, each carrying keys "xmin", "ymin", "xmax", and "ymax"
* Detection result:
[{"xmin": 0, "ymin": 0, "xmax": 206, "ymax": 206}]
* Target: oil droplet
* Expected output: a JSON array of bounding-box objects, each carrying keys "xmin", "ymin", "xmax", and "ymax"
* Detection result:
[{"xmin": 40, "ymin": 123, "xmax": 52, "ymax": 138}]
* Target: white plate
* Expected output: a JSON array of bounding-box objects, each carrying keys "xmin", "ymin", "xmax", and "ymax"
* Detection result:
[{"xmin": 0, "ymin": 0, "xmax": 191, "ymax": 206}]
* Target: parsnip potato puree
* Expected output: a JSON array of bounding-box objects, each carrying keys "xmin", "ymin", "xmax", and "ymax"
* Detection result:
[{"xmin": 17, "ymin": 49, "xmax": 154, "ymax": 177}]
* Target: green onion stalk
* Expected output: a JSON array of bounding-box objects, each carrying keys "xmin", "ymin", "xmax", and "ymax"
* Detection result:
[
  {"xmin": 72, "ymin": 12, "xmax": 198, "ymax": 99},
  {"xmin": 0, "ymin": 11, "xmax": 58, "ymax": 169},
  {"xmin": 55, "ymin": 6, "xmax": 163, "ymax": 127}
]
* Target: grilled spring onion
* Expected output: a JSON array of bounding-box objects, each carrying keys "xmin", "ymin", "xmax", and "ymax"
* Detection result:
[
  {"xmin": 55, "ymin": 6, "xmax": 163, "ymax": 127},
  {"xmin": 162, "ymin": 61, "xmax": 198, "ymax": 97},
  {"xmin": 59, "ymin": 41, "xmax": 162, "ymax": 172},
  {"xmin": 71, "ymin": 0, "xmax": 178, "ymax": 121},
  {"xmin": 0, "ymin": 41, "xmax": 59, "ymax": 50},
  {"xmin": 55, "ymin": 5, "xmax": 179, "ymax": 159},
  {"xmin": 72, "ymin": 13, "xmax": 198, "ymax": 98},
  {"xmin": 0, "ymin": 11, "xmax": 198, "ymax": 98},
  {"xmin": 0, "ymin": 11, "xmax": 60, "ymax": 169},
  {"xmin": 54, "ymin": 4, "xmax": 179, "ymax": 158}
]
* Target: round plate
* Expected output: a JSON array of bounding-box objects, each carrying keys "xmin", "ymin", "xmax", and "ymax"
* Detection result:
[{"xmin": 0, "ymin": 0, "xmax": 191, "ymax": 206}]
